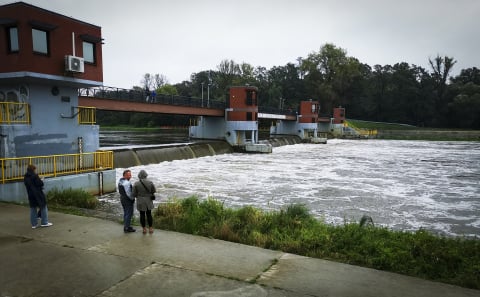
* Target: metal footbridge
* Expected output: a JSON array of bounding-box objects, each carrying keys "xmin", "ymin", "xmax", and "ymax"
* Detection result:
[{"xmin": 78, "ymin": 86, "xmax": 297, "ymax": 120}]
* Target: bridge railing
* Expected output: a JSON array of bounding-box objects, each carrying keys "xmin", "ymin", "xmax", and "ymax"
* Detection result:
[
  {"xmin": 78, "ymin": 86, "xmax": 226, "ymax": 109},
  {"xmin": 258, "ymin": 106, "xmax": 297, "ymax": 116},
  {"xmin": 78, "ymin": 86, "xmax": 297, "ymax": 116}
]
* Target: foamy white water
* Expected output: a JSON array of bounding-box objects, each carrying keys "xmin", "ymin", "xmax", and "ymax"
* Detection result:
[{"xmin": 105, "ymin": 139, "xmax": 480, "ymax": 237}]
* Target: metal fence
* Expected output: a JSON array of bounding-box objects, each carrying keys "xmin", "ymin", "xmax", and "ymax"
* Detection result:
[
  {"xmin": 0, "ymin": 102, "xmax": 30, "ymax": 124},
  {"xmin": 78, "ymin": 106, "xmax": 96, "ymax": 124},
  {"xmin": 0, "ymin": 151, "xmax": 114, "ymax": 184}
]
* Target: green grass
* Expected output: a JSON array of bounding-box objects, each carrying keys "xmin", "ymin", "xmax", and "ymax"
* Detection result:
[
  {"xmin": 46, "ymin": 187, "xmax": 98, "ymax": 209},
  {"xmin": 347, "ymin": 119, "xmax": 416, "ymax": 130},
  {"xmin": 347, "ymin": 120, "xmax": 480, "ymax": 141},
  {"xmin": 153, "ymin": 196, "xmax": 480, "ymax": 289}
]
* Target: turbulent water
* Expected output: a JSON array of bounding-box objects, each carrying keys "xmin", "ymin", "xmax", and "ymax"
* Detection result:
[{"xmin": 101, "ymin": 139, "xmax": 480, "ymax": 238}]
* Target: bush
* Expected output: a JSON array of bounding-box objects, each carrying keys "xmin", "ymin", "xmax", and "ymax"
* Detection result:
[{"xmin": 47, "ymin": 188, "xmax": 98, "ymax": 209}]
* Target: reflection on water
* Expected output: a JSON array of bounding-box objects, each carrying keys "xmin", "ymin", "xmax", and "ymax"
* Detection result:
[
  {"xmin": 100, "ymin": 129, "xmax": 190, "ymax": 146},
  {"xmin": 100, "ymin": 132, "xmax": 480, "ymax": 238}
]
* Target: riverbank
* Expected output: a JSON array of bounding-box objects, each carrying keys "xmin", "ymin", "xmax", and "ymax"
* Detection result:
[
  {"xmin": 2, "ymin": 202, "xmax": 479, "ymax": 297},
  {"xmin": 152, "ymin": 197, "xmax": 480, "ymax": 290},
  {"xmin": 347, "ymin": 120, "xmax": 480, "ymax": 141},
  {"xmin": 44, "ymin": 194, "xmax": 480, "ymax": 291},
  {"xmin": 376, "ymin": 129, "xmax": 480, "ymax": 141}
]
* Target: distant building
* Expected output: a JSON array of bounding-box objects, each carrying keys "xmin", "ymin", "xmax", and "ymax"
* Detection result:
[{"xmin": 0, "ymin": 1, "xmax": 103, "ymax": 158}]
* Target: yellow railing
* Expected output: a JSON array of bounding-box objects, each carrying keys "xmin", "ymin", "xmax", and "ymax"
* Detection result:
[
  {"xmin": 0, "ymin": 102, "xmax": 30, "ymax": 124},
  {"xmin": 0, "ymin": 151, "xmax": 114, "ymax": 184},
  {"xmin": 78, "ymin": 106, "xmax": 96, "ymax": 124},
  {"xmin": 344, "ymin": 121, "xmax": 378, "ymax": 137}
]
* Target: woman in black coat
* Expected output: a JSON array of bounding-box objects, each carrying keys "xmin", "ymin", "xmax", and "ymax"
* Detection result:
[{"xmin": 24, "ymin": 164, "xmax": 53, "ymax": 228}]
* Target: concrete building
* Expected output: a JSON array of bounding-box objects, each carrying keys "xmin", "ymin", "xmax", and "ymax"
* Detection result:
[
  {"xmin": 0, "ymin": 2, "xmax": 114, "ymax": 202},
  {"xmin": 0, "ymin": 1, "xmax": 104, "ymax": 157}
]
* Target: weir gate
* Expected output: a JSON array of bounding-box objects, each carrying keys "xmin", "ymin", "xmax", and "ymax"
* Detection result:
[{"xmin": 79, "ymin": 86, "xmax": 332, "ymax": 153}]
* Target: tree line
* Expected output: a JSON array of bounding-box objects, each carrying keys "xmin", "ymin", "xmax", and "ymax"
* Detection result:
[{"xmin": 98, "ymin": 43, "xmax": 480, "ymax": 129}]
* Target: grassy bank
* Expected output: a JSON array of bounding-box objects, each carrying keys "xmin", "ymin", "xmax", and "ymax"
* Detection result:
[
  {"xmin": 153, "ymin": 197, "xmax": 480, "ymax": 290},
  {"xmin": 347, "ymin": 120, "xmax": 480, "ymax": 141}
]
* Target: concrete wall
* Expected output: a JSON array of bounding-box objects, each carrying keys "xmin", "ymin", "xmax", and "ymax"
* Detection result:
[
  {"xmin": 189, "ymin": 116, "xmax": 225, "ymax": 140},
  {"xmin": 0, "ymin": 83, "xmax": 99, "ymax": 158},
  {"xmin": 271, "ymin": 121, "xmax": 318, "ymax": 139},
  {"xmin": 225, "ymin": 121, "xmax": 258, "ymax": 145},
  {"xmin": 0, "ymin": 170, "xmax": 116, "ymax": 203}
]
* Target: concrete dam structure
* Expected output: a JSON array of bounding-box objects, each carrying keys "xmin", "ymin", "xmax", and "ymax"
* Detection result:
[{"xmin": 108, "ymin": 137, "xmax": 303, "ymax": 168}]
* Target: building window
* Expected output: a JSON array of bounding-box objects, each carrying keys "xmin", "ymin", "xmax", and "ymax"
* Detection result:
[
  {"xmin": 82, "ymin": 41, "xmax": 95, "ymax": 63},
  {"xmin": 32, "ymin": 28, "xmax": 48, "ymax": 54},
  {"xmin": 7, "ymin": 27, "xmax": 19, "ymax": 52}
]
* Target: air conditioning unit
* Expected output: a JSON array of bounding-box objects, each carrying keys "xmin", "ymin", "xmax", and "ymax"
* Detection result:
[{"xmin": 65, "ymin": 55, "xmax": 84, "ymax": 73}]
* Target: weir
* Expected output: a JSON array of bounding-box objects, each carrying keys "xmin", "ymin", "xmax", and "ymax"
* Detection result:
[
  {"xmin": 107, "ymin": 136, "xmax": 303, "ymax": 168},
  {"xmin": 108, "ymin": 141, "xmax": 234, "ymax": 168}
]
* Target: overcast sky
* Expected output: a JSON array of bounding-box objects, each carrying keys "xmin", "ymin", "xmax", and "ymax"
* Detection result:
[{"xmin": 4, "ymin": 0, "xmax": 480, "ymax": 88}]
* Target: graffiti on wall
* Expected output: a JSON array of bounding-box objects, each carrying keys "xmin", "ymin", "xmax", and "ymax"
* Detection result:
[{"xmin": 0, "ymin": 85, "xmax": 29, "ymax": 122}]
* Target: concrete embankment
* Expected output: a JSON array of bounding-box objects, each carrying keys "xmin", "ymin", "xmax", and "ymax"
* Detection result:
[{"xmin": 377, "ymin": 129, "xmax": 480, "ymax": 140}]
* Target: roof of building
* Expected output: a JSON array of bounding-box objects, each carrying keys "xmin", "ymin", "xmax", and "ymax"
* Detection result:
[{"xmin": 0, "ymin": 1, "xmax": 101, "ymax": 29}]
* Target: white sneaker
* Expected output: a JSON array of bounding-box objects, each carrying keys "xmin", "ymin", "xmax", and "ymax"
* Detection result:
[
  {"xmin": 32, "ymin": 225, "xmax": 38, "ymax": 229},
  {"xmin": 40, "ymin": 222, "xmax": 53, "ymax": 227}
]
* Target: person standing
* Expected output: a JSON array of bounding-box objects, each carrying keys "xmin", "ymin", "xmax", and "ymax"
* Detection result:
[
  {"xmin": 132, "ymin": 169, "xmax": 156, "ymax": 234},
  {"xmin": 118, "ymin": 169, "xmax": 136, "ymax": 233},
  {"xmin": 150, "ymin": 89, "xmax": 156, "ymax": 103},
  {"xmin": 24, "ymin": 164, "xmax": 52, "ymax": 228}
]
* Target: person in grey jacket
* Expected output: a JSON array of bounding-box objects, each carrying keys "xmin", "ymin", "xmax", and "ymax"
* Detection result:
[{"xmin": 132, "ymin": 169, "xmax": 156, "ymax": 234}]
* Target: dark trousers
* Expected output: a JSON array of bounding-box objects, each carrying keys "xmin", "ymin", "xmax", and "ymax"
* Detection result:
[
  {"xmin": 121, "ymin": 198, "xmax": 134, "ymax": 230},
  {"xmin": 139, "ymin": 210, "xmax": 153, "ymax": 228}
]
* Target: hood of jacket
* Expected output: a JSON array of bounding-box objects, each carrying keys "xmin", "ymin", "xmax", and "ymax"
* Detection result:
[{"xmin": 138, "ymin": 170, "xmax": 148, "ymax": 179}]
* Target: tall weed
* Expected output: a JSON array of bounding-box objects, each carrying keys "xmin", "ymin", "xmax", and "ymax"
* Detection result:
[{"xmin": 46, "ymin": 187, "xmax": 98, "ymax": 209}]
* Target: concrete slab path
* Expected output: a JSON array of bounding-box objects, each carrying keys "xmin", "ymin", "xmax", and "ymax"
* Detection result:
[{"xmin": 0, "ymin": 202, "xmax": 478, "ymax": 297}]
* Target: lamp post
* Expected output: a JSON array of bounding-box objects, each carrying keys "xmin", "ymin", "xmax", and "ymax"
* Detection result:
[
  {"xmin": 207, "ymin": 83, "xmax": 210, "ymax": 107},
  {"xmin": 201, "ymin": 82, "xmax": 204, "ymax": 107}
]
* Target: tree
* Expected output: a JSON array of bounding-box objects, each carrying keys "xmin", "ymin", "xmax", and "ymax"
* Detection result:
[
  {"xmin": 428, "ymin": 55, "xmax": 457, "ymax": 126},
  {"xmin": 157, "ymin": 84, "xmax": 178, "ymax": 96},
  {"xmin": 141, "ymin": 73, "xmax": 153, "ymax": 91},
  {"xmin": 217, "ymin": 59, "xmax": 240, "ymax": 93},
  {"xmin": 450, "ymin": 67, "xmax": 480, "ymax": 85},
  {"xmin": 141, "ymin": 73, "xmax": 169, "ymax": 91},
  {"xmin": 300, "ymin": 43, "xmax": 362, "ymax": 114},
  {"xmin": 447, "ymin": 68, "xmax": 480, "ymax": 128},
  {"xmin": 154, "ymin": 74, "xmax": 168, "ymax": 89}
]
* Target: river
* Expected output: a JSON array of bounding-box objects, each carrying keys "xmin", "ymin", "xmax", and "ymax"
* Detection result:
[{"xmin": 99, "ymin": 131, "xmax": 480, "ymax": 238}]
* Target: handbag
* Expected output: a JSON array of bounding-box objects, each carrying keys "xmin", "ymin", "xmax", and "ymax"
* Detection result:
[{"xmin": 140, "ymin": 180, "xmax": 156, "ymax": 200}]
